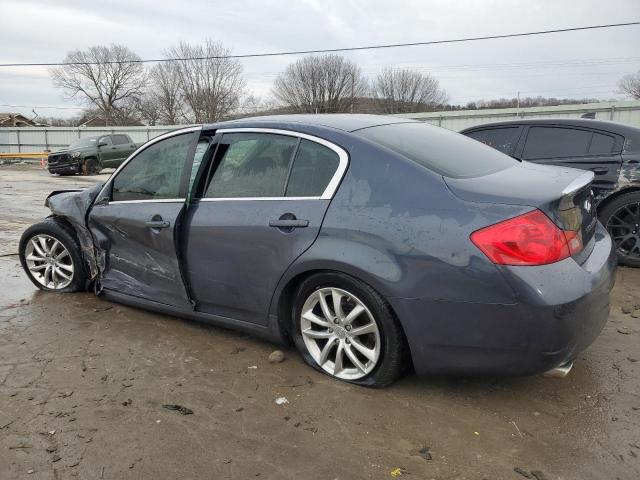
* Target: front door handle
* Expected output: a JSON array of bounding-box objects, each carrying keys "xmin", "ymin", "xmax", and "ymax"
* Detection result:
[
  {"xmin": 269, "ymin": 219, "xmax": 309, "ymax": 228},
  {"xmin": 590, "ymin": 167, "xmax": 608, "ymax": 174},
  {"xmin": 146, "ymin": 219, "xmax": 170, "ymax": 229}
]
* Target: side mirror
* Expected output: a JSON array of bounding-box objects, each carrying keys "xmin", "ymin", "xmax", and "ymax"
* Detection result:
[{"xmin": 98, "ymin": 142, "xmax": 108, "ymax": 147}]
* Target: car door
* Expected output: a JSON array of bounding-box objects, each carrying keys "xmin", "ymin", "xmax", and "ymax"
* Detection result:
[
  {"xmin": 97, "ymin": 135, "xmax": 118, "ymax": 167},
  {"xmin": 88, "ymin": 128, "xmax": 200, "ymax": 308},
  {"xmin": 108, "ymin": 134, "xmax": 131, "ymax": 165},
  {"xmin": 517, "ymin": 125, "xmax": 624, "ymax": 195},
  {"xmin": 183, "ymin": 128, "xmax": 348, "ymax": 325}
]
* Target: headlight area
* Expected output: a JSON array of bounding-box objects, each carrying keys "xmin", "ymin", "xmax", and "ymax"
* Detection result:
[{"xmin": 71, "ymin": 151, "xmax": 82, "ymax": 158}]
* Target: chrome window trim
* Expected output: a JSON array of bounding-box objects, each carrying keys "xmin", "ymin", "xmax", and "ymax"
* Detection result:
[
  {"xmin": 200, "ymin": 196, "xmax": 323, "ymax": 202},
  {"xmin": 97, "ymin": 126, "xmax": 203, "ymax": 203},
  {"xmin": 108, "ymin": 198, "xmax": 186, "ymax": 205},
  {"xmin": 214, "ymin": 127, "xmax": 349, "ymax": 200}
]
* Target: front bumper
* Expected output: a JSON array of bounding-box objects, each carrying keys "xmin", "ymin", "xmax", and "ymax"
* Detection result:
[
  {"xmin": 48, "ymin": 162, "xmax": 79, "ymax": 174},
  {"xmin": 390, "ymin": 222, "xmax": 617, "ymax": 376}
]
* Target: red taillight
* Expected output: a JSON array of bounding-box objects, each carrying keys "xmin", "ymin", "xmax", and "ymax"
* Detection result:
[{"xmin": 470, "ymin": 210, "xmax": 583, "ymax": 266}]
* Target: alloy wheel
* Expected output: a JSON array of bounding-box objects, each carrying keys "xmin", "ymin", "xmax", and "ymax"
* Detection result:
[
  {"xmin": 300, "ymin": 287, "xmax": 381, "ymax": 380},
  {"xmin": 24, "ymin": 234, "xmax": 75, "ymax": 289},
  {"xmin": 606, "ymin": 201, "xmax": 640, "ymax": 260}
]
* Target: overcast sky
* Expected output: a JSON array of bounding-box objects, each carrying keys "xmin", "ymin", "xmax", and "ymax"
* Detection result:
[{"xmin": 1, "ymin": 0, "xmax": 639, "ymax": 119}]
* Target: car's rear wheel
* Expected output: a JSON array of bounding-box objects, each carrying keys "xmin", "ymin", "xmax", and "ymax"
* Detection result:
[
  {"xmin": 19, "ymin": 219, "xmax": 87, "ymax": 292},
  {"xmin": 291, "ymin": 272, "xmax": 406, "ymax": 387},
  {"xmin": 599, "ymin": 191, "xmax": 640, "ymax": 267}
]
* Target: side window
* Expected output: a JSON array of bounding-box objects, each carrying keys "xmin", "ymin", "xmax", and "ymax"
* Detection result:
[
  {"xmin": 286, "ymin": 139, "xmax": 340, "ymax": 197},
  {"xmin": 466, "ymin": 127, "xmax": 520, "ymax": 156},
  {"xmin": 204, "ymin": 133, "xmax": 297, "ymax": 198},
  {"xmin": 98, "ymin": 136, "xmax": 112, "ymax": 146},
  {"xmin": 112, "ymin": 133, "xmax": 194, "ymax": 201},
  {"xmin": 112, "ymin": 135, "xmax": 131, "ymax": 145},
  {"xmin": 522, "ymin": 127, "xmax": 591, "ymax": 160},
  {"xmin": 589, "ymin": 132, "xmax": 616, "ymax": 155}
]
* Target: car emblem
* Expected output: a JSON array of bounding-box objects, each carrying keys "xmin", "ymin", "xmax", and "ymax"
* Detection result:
[{"xmin": 584, "ymin": 198, "xmax": 592, "ymax": 213}]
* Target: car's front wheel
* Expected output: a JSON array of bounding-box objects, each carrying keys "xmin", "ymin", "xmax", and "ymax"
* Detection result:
[
  {"xmin": 291, "ymin": 272, "xmax": 406, "ymax": 387},
  {"xmin": 599, "ymin": 191, "xmax": 640, "ymax": 267},
  {"xmin": 19, "ymin": 219, "xmax": 87, "ymax": 292},
  {"xmin": 82, "ymin": 158, "xmax": 101, "ymax": 175}
]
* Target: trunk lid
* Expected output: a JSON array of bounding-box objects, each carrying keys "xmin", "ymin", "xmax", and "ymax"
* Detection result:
[{"xmin": 445, "ymin": 161, "xmax": 597, "ymax": 257}]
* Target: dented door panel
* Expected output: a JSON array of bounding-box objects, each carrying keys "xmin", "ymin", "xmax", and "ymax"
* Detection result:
[{"xmin": 88, "ymin": 201, "xmax": 191, "ymax": 308}]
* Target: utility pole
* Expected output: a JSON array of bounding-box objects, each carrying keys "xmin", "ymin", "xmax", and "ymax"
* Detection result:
[
  {"xmin": 350, "ymin": 72, "xmax": 355, "ymax": 113},
  {"xmin": 517, "ymin": 91, "xmax": 521, "ymax": 117}
]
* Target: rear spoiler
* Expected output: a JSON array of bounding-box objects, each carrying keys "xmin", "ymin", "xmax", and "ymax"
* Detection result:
[{"xmin": 561, "ymin": 171, "xmax": 594, "ymax": 196}]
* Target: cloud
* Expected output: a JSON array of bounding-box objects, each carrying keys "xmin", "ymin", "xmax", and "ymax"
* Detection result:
[{"xmin": 1, "ymin": 0, "xmax": 638, "ymax": 118}]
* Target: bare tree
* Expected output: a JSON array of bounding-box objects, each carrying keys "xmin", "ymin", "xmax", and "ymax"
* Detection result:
[
  {"xmin": 372, "ymin": 68, "xmax": 447, "ymax": 114},
  {"xmin": 166, "ymin": 40, "xmax": 245, "ymax": 123},
  {"xmin": 149, "ymin": 61, "xmax": 185, "ymax": 124},
  {"xmin": 50, "ymin": 45, "xmax": 146, "ymax": 125},
  {"xmin": 617, "ymin": 71, "xmax": 640, "ymax": 99},
  {"xmin": 239, "ymin": 93, "xmax": 265, "ymax": 115},
  {"xmin": 136, "ymin": 93, "xmax": 162, "ymax": 125},
  {"xmin": 272, "ymin": 54, "xmax": 368, "ymax": 113}
]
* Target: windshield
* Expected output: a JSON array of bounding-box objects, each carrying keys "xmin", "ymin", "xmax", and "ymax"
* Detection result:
[
  {"xmin": 356, "ymin": 122, "xmax": 518, "ymax": 178},
  {"xmin": 69, "ymin": 137, "xmax": 99, "ymax": 148}
]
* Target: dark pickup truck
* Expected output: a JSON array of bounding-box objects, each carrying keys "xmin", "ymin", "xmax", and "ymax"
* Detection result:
[{"xmin": 47, "ymin": 134, "xmax": 137, "ymax": 176}]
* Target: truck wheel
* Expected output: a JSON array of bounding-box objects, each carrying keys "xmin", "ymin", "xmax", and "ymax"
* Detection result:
[
  {"xmin": 599, "ymin": 191, "xmax": 640, "ymax": 267},
  {"xmin": 82, "ymin": 158, "xmax": 100, "ymax": 175}
]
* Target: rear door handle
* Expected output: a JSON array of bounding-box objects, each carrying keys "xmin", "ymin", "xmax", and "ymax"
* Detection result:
[
  {"xmin": 146, "ymin": 220, "xmax": 170, "ymax": 229},
  {"xmin": 269, "ymin": 219, "xmax": 309, "ymax": 228}
]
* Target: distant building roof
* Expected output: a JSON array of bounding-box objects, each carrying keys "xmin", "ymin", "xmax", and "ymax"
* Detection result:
[{"xmin": 0, "ymin": 113, "xmax": 37, "ymax": 127}]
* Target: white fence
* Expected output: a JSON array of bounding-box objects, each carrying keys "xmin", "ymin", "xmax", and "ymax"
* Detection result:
[
  {"xmin": 0, "ymin": 125, "xmax": 187, "ymax": 154},
  {"xmin": 395, "ymin": 100, "xmax": 640, "ymax": 131},
  {"xmin": 2, "ymin": 100, "xmax": 640, "ymax": 153}
]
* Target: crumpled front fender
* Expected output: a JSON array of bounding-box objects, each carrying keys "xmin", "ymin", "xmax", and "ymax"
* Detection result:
[{"xmin": 45, "ymin": 183, "xmax": 104, "ymax": 279}]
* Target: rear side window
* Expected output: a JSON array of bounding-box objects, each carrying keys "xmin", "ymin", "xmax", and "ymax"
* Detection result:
[
  {"xmin": 356, "ymin": 122, "xmax": 517, "ymax": 178},
  {"xmin": 589, "ymin": 132, "xmax": 616, "ymax": 154},
  {"xmin": 205, "ymin": 133, "xmax": 297, "ymax": 198},
  {"xmin": 112, "ymin": 134, "xmax": 131, "ymax": 145},
  {"xmin": 286, "ymin": 139, "xmax": 340, "ymax": 197},
  {"xmin": 465, "ymin": 127, "xmax": 520, "ymax": 155},
  {"xmin": 522, "ymin": 127, "xmax": 591, "ymax": 159}
]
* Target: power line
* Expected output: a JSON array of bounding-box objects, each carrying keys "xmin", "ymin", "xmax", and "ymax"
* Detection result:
[
  {"xmin": 1, "ymin": 21, "xmax": 638, "ymax": 68},
  {"xmin": 0, "ymin": 103, "xmax": 83, "ymax": 111}
]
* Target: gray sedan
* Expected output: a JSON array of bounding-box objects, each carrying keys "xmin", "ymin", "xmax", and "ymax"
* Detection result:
[{"xmin": 19, "ymin": 115, "xmax": 616, "ymax": 387}]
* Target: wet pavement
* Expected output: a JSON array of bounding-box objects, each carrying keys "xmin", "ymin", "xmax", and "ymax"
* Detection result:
[{"xmin": 1, "ymin": 164, "xmax": 639, "ymax": 480}]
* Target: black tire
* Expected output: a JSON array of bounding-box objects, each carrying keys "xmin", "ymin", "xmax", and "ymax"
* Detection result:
[
  {"xmin": 599, "ymin": 191, "xmax": 640, "ymax": 268},
  {"xmin": 19, "ymin": 218, "xmax": 87, "ymax": 292},
  {"xmin": 82, "ymin": 158, "xmax": 101, "ymax": 175},
  {"xmin": 291, "ymin": 272, "xmax": 407, "ymax": 387}
]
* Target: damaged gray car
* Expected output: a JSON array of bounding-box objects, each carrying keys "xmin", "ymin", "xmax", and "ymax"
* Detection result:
[{"xmin": 19, "ymin": 115, "xmax": 616, "ymax": 387}]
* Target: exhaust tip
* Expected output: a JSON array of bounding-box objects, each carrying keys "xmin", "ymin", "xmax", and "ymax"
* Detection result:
[{"xmin": 544, "ymin": 361, "xmax": 573, "ymax": 378}]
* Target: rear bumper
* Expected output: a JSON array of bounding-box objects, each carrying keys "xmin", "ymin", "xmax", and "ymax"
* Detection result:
[
  {"xmin": 390, "ymin": 222, "xmax": 617, "ymax": 376},
  {"xmin": 48, "ymin": 162, "xmax": 79, "ymax": 174}
]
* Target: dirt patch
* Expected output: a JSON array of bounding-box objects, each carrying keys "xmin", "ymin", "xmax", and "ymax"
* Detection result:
[{"xmin": 1, "ymin": 165, "xmax": 639, "ymax": 479}]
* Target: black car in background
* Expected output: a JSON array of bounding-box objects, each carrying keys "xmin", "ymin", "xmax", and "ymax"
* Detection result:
[{"xmin": 461, "ymin": 119, "xmax": 640, "ymax": 267}]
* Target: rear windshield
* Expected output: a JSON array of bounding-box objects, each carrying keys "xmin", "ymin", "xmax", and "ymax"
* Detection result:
[{"xmin": 356, "ymin": 122, "xmax": 518, "ymax": 178}]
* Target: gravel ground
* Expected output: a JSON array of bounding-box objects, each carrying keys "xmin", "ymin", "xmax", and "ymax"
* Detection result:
[{"xmin": 1, "ymin": 164, "xmax": 639, "ymax": 480}]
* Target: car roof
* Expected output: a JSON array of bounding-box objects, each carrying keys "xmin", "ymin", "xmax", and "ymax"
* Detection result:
[
  {"xmin": 460, "ymin": 117, "xmax": 640, "ymax": 137},
  {"xmin": 204, "ymin": 114, "xmax": 415, "ymax": 133}
]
